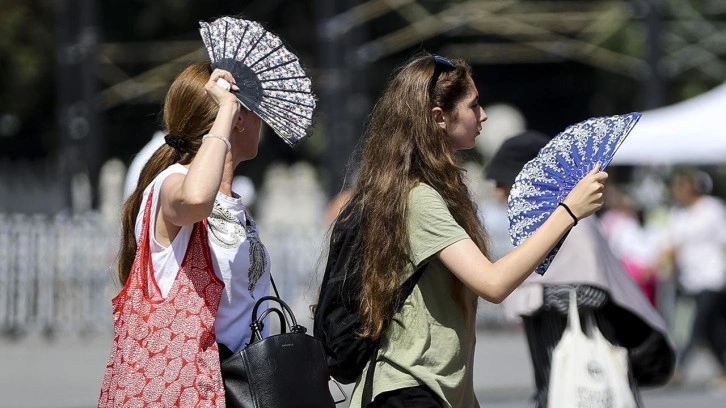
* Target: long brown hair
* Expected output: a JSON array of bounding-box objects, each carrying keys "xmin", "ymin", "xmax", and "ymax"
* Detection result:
[
  {"xmin": 117, "ymin": 62, "xmax": 217, "ymax": 285},
  {"xmin": 346, "ymin": 53, "xmax": 489, "ymax": 340}
]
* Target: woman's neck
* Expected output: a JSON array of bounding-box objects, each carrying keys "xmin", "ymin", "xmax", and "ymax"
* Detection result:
[{"xmin": 219, "ymin": 156, "xmax": 235, "ymax": 196}]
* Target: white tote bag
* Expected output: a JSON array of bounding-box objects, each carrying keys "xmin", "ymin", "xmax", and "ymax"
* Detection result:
[{"xmin": 547, "ymin": 290, "xmax": 637, "ymax": 408}]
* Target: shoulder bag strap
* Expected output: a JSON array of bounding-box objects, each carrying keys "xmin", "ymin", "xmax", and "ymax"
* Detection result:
[{"xmin": 270, "ymin": 273, "xmax": 280, "ymax": 298}]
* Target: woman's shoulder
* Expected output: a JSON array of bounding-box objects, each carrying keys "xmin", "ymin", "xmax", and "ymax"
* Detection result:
[
  {"xmin": 158, "ymin": 163, "xmax": 188, "ymax": 179},
  {"xmin": 409, "ymin": 182, "xmax": 444, "ymax": 202},
  {"xmin": 408, "ymin": 183, "xmax": 450, "ymax": 218},
  {"xmin": 699, "ymin": 195, "xmax": 726, "ymax": 211},
  {"xmin": 144, "ymin": 163, "xmax": 188, "ymax": 192}
]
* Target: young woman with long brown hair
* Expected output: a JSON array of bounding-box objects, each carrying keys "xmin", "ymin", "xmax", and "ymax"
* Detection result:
[{"xmin": 341, "ymin": 53, "xmax": 608, "ymax": 407}]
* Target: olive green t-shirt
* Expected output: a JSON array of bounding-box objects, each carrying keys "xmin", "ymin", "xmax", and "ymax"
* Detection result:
[{"xmin": 350, "ymin": 183, "xmax": 478, "ymax": 408}]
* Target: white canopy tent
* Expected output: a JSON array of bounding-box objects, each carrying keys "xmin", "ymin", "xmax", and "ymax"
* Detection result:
[{"xmin": 611, "ymin": 82, "xmax": 726, "ymax": 165}]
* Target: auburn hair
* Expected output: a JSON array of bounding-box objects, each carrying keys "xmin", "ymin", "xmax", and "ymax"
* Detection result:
[
  {"xmin": 117, "ymin": 62, "xmax": 217, "ymax": 285},
  {"xmin": 345, "ymin": 53, "xmax": 489, "ymax": 340}
]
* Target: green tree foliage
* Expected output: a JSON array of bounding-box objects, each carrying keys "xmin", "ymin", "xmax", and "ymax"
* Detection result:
[{"xmin": 0, "ymin": 0, "xmax": 55, "ymax": 154}]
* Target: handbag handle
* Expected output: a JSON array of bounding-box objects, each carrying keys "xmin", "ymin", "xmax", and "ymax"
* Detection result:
[
  {"xmin": 257, "ymin": 307, "xmax": 287, "ymax": 332},
  {"xmin": 249, "ymin": 295, "xmax": 307, "ymax": 344},
  {"xmin": 249, "ymin": 307, "xmax": 287, "ymax": 343}
]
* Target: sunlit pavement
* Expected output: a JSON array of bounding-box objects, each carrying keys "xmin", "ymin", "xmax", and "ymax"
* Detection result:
[{"xmin": 1, "ymin": 328, "xmax": 725, "ymax": 407}]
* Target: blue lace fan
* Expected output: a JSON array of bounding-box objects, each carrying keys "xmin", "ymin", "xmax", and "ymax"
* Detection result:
[
  {"xmin": 507, "ymin": 113, "xmax": 641, "ymax": 275},
  {"xmin": 199, "ymin": 16, "xmax": 316, "ymax": 147}
]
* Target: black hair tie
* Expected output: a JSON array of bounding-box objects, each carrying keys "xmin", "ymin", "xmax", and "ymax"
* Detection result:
[{"xmin": 164, "ymin": 134, "xmax": 187, "ymax": 151}]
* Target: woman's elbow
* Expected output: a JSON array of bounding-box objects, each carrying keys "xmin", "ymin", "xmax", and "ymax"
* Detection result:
[
  {"xmin": 487, "ymin": 292, "xmax": 507, "ymax": 304},
  {"xmin": 475, "ymin": 286, "xmax": 509, "ymax": 304},
  {"xmin": 167, "ymin": 197, "xmax": 214, "ymax": 226},
  {"xmin": 181, "ymin": 190, "xmax": 215, "ymax": 208}
]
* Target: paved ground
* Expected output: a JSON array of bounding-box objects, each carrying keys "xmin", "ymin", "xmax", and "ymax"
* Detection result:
[
  {"xmin": 472, "ymin": 330, "xmax": 726, "ymax": 408},
  {"xmin": 1, "ymin": 328, "xmax": 724, "ymax": 407}
]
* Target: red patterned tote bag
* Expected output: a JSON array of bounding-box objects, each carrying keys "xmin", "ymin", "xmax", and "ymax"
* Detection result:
[{"xmin": 99, "ymin": 189, "xmax": 225, "ymax": 407}]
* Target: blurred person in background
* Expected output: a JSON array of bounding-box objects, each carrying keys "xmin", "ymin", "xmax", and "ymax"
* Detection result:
[
  {"xmin": 600, "ymin": 185, "xmax": 659, "ymax": 305},
  {"xmin": 661, "ymin": 168, "xmax": 726, "ymax": 387},
  {"xmin": 324, "ymin": 169, "xmax": 358, "ymax": 226},
  {"xmin": 99, "ymin": 62, "xmax": 274, "ymax": 406},
  {"xmin": 333, "ymin": 53, "xmax": 607, "ymax": 408},
  {"xmin": 324, "ymin": 188, "xmax": 353, "ymax": 226},
  {"xmin": 231, "ymin": 175, "xmax": 257, "ymax": 211},
  {"xmin": 484, "ymin": 130, "xmax": 675, "ymax": 408},
  {"xmin": 476, "ymin": 175, "xmax": 512, "ymax": 262},
  {"xmin": 122, "ymin": 130, "xmax": 166, "ymax": 199}
]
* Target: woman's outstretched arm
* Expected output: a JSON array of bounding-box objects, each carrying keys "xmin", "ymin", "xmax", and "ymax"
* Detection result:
[{"xmin": 439, "ymin": 164, "xmax": 608, "ymax": 303}]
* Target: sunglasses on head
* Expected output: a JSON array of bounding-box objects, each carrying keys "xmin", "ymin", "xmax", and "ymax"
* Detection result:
[
  {"xmin": 429, "ymin": 54, "xmax": 456, "ymax": 95},
  {"xmin": 433, "ymin": 54, "xmax": 456, "ymax": 68}
]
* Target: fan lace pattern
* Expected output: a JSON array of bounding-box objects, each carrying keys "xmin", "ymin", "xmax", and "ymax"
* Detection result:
[
  {"xmin": 508, "ymin": 113, "xmax": 641, "ymax": 275},
  {"xmin": 199, "ymin": 16, "xmax": 316, "ymax": 146}
]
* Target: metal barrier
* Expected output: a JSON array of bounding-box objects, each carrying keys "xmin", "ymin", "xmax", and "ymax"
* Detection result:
[
  {"xmin": 0, "ymin": 213, "xmax": 344, "ymax": 336},
  {"xmin": 0, "ymin": 213, "xmax": 119, "ymax": 336},
  {"xmin": 0, "ymin": 212, "xmax": 516, "ymax": 338},
  {"xmin": 3, "ymin": 211, "xmax": 683, "ymax": 339}
]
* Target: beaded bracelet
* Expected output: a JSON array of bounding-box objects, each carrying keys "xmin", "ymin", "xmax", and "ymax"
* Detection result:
[
  {"xmin": 557, "ymin": 202, "xmax": 578, "ymax": 226},
  {"xmin": 202, "ymin": 134, "xmax": 231, "ymax": 152}
]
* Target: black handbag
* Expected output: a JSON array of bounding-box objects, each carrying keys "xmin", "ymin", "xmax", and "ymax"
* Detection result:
[{"xmin": 220, "ymin": 285, "xmax": 345, "ymax": 408}]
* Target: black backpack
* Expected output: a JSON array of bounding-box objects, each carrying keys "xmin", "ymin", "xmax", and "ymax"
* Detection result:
[{"xmin": 312, "ymin": 206, "xmax": 425, "ymax": 387}]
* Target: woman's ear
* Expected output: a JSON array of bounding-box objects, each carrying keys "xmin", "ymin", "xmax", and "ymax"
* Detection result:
[
  {"xmin": 431, "ymin": 107, "xmax": 447, "ymax": 130},
  {"xmin": 233, "ymin": 111, "xmax": 244, "ymax": 132},
  {"xmin": 235, "ymin": 107, "xmax": 253, "ymax": 132}
]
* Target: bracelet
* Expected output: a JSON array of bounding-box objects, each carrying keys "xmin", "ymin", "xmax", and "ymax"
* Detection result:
[
  {"xmin": 558, "ymin": 202, "xmax": 578, "ymax": 226},
  {"xmin": 202, "ymin": 134, "xmax": 231, "ymax": 152}
]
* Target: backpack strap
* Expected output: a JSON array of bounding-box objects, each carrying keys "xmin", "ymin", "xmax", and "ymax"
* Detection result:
[
  {"xmin": 396, "ymin": 263, "xmax": 427, "ymax": 311},
  {"xmin": 361, "ymin": 263, "xmax": 427, "ymax": 406},
  {"xmin": 361, "ymin": 348, "xmax": 378, "ymax": 406}
]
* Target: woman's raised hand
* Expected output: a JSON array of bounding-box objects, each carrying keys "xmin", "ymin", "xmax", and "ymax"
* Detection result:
[
  {"xmin": 561, "ymin": 162, "xmax": 608, "ymax": 222},
  {"xmin": 204, "ymin": 69, "xmax": 240, "ymax": 108}
]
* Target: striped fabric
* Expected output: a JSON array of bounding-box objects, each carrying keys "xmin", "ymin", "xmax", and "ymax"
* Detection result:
[{"xmin": 542, "ymin": 284, "xmax": 608, "ymax": 314}]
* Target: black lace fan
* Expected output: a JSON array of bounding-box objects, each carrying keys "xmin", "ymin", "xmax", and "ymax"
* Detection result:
[{"xmin": 199, "ymin": 16, "xmax": 316, "ymax": 147}]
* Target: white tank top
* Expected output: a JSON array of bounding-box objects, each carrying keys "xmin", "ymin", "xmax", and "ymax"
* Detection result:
[{"xmin": 135, "ymin": 164, "xmax": 271, "ymax": 352}]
